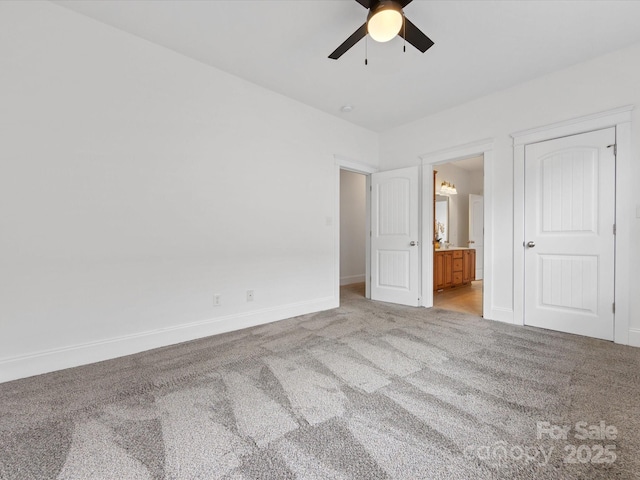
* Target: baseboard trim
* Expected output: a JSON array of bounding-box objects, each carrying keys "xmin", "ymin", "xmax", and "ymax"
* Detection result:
[
  {"xmin": 484, "ymin": 307, "xmax": 514, "ymax": 324},
  {"xmin": 628, "ymin": 328, "xmax": 640, "ymax": 348},
  {"xmin": 0, "ymin": 296, "xmax": 337, "ymax": 384},
  {"xmin": 340, "ymin": 274, "xmax": 365, "ymax": 286}
]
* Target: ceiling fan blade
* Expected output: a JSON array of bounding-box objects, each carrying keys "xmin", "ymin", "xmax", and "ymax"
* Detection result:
[
  {"xmin": 399, "ymin": 17, "xmax": 434, "ymax": 53},
  {"xmin": 358, "ymin": 0, "xmax": 410, "ymax": 8},
  {"xmin": 328, "ymin": 23, "xmax": 368, "ymax": 59}
]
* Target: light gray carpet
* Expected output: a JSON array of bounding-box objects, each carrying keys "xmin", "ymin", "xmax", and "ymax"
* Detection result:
[{"xmin": 1, "ymin": 283, "xmax": 639, "ymax": 479}]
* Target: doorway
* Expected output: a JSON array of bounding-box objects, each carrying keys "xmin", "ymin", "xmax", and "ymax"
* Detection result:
[
  {"xmin": 339, "ymin": 169, "xmax": 368, "ymax": 300},
  {"xmin": 432, "ymin": 156, "xmax": 484, "ymax": 317},
  {"xmin": 337, "ymin": 163, "xmax": 422, "ymax": 308}
]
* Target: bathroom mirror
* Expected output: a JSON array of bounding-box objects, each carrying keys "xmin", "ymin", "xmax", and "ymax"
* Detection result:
[{"xmin": 435, "ymin": 195, "xmax": 449, "ymax": 243}]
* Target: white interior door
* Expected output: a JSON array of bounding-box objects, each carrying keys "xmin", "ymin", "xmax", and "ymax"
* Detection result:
[
  {"xmin": 370, "ymin": 166, "xmax": 420, "ymax": 306},
  {"xmin": 524, "ymin": 128, "xmax": 615, "ymax": 340},
  {"xmin": 468, "ymin": 194, "xmax": 484, "ymax": 280}
]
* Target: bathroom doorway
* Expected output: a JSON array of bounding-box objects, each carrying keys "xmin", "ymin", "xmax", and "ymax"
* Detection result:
[{"xmin": 432, "ymin": 156, "xmax": 484, "ymax": 317}]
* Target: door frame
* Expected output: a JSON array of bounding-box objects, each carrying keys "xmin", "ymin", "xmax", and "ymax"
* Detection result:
[
  {"xmin": 419, "ymin": 139, "xmax": 494, "ymax": 320},
  {"xmin": 334, "ymin": 155, "xmax": 378, "ymax": 304},
  {"xmin": 468, "ymin": 193, "xmax": 484, "ymax": 280},
  {"xmin": 511, "ymin": 105, "xmax": 633, "ymax": 345}
]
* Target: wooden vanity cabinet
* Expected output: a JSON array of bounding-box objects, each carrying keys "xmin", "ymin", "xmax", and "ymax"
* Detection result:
[
  {"xmin": 434, "ymin": 249, "xmax": 475, "ymax": 291},
  {"xmin": 434, "ymin": 251, "xmax": 451, "ymax": 289}
]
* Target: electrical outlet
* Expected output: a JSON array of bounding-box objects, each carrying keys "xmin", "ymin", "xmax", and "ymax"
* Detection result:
[
  {"xmin": 213, "ymin": 294, "xmax": 221, "ymax": 306},
  {"xmin": 246, "ymin": 290, "xmax": 254, "ymax": 302}
]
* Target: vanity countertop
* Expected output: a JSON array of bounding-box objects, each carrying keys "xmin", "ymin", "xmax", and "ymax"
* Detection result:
[{"xmin": 435, "ymin": 246, "xmax": 472, "ymax": 251}]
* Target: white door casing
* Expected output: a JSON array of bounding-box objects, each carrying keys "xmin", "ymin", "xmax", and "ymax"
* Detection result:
[
  {"xmin": 468, "ymin": 194, "xmax": 484, "ymax": 280},
  {"xmin": 524, "ymin": 128, "xmax": 615, "ymax": 340},
  {"xmin": 370, "ymin": 166, "xmax": 421, "ymax": 306}
]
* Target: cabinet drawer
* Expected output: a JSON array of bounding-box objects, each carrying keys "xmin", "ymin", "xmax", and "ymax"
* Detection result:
[
  {"xmin": 452, "ymin": 250, "xmax": 463, "ymax": 259},
  {"xmin": 453, "ymin": 272, "xmax": 462, "ymax": 284},
  {"xmin": 453, "ymin": 259, "xmax": 463, "ymax": 271}
]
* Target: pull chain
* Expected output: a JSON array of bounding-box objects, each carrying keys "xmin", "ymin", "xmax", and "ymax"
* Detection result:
[
  {"xmin": 403, "ymin": 15, "xmax": 406, "ymax": 52},
  {"xmin": 365, "ymin": 35, "xmax": 368, "ymax": 65}
]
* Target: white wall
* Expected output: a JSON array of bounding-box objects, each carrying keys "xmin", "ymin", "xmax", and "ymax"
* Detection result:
[
  {"xmin": 340, "ymin": 171, "xmax": 366, "ymax": 285},
  {"xmin": 380, "ymin": 42, "xmax": 640, "ymax": 344},
  {"xmin": 469, "ymin": 171, "xmax": 484, "ymax": 196},
  {"xmin": 0, "ymin": 1, "xmax": 379, "ymax": 382}
]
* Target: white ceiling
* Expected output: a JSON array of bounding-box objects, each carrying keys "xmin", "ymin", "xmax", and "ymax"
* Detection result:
[{"xmin": 53, "ymin": 0, "xmax": 640, "ymax": 132}]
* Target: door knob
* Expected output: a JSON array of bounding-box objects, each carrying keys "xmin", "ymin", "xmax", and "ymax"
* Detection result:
[
  {"xmin": 410, "ymin": 241, "xmax": 418, "ymax": 246},
  {"xmin": 468, "ymin": 240, "xmax": 475, "ymax": 244},
  {"xmin": 527, "ymin": 241, "xmax": 536, "ymax": 248}
]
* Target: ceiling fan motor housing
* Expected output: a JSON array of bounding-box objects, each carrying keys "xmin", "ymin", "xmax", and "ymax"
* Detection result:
[{"xmin": 367, "ymin": 1, "xmax": 404, "ymax": 42}]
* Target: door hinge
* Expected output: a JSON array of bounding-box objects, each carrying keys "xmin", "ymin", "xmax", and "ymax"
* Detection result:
[
  {"xmin": 370, "ymin": 230, "xmax": 372, "ymax": 237},
  {"xmin": 370, "ymin": 185, "xmax": 372, "ymax": 191},
  {"xmin": 613, "ymin": 224, "xmax": 616, "ymax": 235},
  {"xmin": 607, "ymin": 144, "xmax": 617, "ymax": 156},
  {"xmin": 612, "ymin": 302, "xmax": 615, "ymax": 314}
]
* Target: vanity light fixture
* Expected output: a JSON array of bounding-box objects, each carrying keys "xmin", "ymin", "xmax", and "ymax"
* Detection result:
[{"xmin": 440, "ymin": 181, "xmax": 458, "ymax": 195}]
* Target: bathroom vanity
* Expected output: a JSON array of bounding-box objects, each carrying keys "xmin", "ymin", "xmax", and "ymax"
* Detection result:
[{"xmin": 434, "ymin": 247, "xmax": 476, "ymax": 291}]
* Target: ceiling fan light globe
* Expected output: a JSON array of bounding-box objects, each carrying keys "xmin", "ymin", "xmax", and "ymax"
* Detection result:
[{"xmin": 367, "ymin": 3, "xmax": 403, "ymax": 43}]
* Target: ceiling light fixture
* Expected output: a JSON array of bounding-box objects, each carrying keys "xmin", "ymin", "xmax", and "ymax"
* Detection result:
[
  {"xmin": 367, "ymin": 1, "xmax": 404, "ymax": 43},
  {"xmin": 440, "ymin": 181, "xmax": 458, "ymax": 195},
  {"xmin": 328, "ymin": 0, "xmax": 434, "ymax": 61}
]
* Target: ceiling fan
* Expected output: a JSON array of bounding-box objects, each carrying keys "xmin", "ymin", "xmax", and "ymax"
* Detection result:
[{"xmin": 329, "ymin": 0, "xmax": 434, "ymax": 60}]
